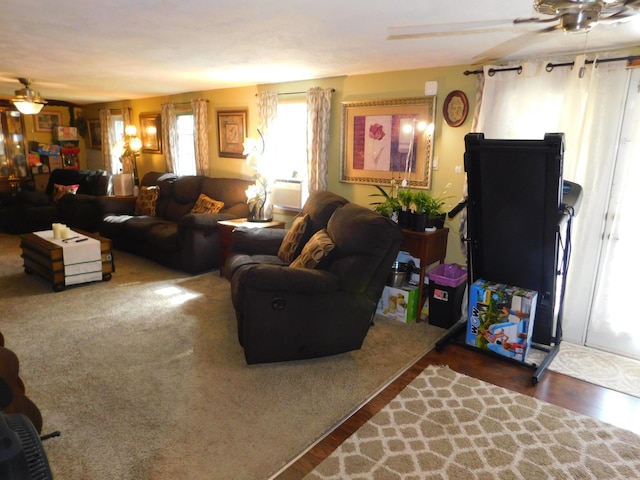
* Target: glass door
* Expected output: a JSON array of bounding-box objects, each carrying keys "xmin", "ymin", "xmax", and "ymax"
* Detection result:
[{"xmin": 584, "ymin": 68, "xmax": 640, "ymax": 360}]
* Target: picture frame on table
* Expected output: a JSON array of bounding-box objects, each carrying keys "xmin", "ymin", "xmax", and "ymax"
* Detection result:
[
  {"xmin": 340, "ymin": 97, "xmax": 436, "ymax": 188},
  {"xmin": 139, "ymin": 113, "xmax": 162, "ymax": 154},
  {"xmin": 87, "ymin": 119, "xmax": 101, "ymax": 149},
  {"xmin": 217, "ymin": 109, "xmax": 248, "ymax": 158},
  {"xmin": 34, "ymin": 111, "xmax": 63, "ymax": 132}
]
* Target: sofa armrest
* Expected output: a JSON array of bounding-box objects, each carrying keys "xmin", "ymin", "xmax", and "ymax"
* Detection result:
[
  {"xmin": 231, "ymin": 227, "xmax": 287, "ymax": 256},
  {"xmin": 14, "ymin": 190, "xmax": 51, "ymax": 207},
  {"xmin": 178, "ymin": 212, "xmax": 236, "ymax": 232},
  {"xmin": 97, "ymin": 195, "xmax": 137, "ymax": 215},
  {"xmin": 240, "ymin": 264, "xmax": 341, "ymax": 293}
]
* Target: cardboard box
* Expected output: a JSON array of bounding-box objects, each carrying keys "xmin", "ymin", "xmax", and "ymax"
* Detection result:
[
  {"xmin": 47, "ymin": 156, "xmax": 63, "ymax": 171},
  {"xmin": 466, "ymin": 279, "xmax": 538, "ymax": 362},
  {"xmin": 376, "ymin": 284, "xmax": 420, "ymax": 323},
  {"xmin": 56, "ymin": 126, "xmax": 78, "ymax": 141}
]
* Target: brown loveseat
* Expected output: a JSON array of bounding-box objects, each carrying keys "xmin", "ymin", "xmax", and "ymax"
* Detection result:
[
  {"xmin": 227, "ymin": 191, "xmax": 403, "ymax": 364},
  {"xmin": 98, "ymin": 172, "xmax": 253, "ymax": 274}
]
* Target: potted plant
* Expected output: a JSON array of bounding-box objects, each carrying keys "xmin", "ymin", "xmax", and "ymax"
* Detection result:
[
  {"xmin": 397, "ymin": 188, "xmax": 413, "ymax": 228},
  {"xmin": 425, "ymin": 189, "xmax": 453, "ymax": 228},
  {"xmin": 410, "ymin": 190, "xmax": 430, "ymax": 232},
  {"xmin": 369, "ymin": 185, "xmax": 400, "ymax": 220}
]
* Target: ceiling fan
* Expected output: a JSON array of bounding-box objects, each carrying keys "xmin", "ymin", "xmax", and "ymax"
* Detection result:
[{"xmin": 387, "ymin": 0, "xmax": 640, "ymax": 39}]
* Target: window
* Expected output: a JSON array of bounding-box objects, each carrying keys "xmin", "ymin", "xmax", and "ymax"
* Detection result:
[
  {"xmin": 271, "ymin": 100, "xmax": 307, "ymax": 183},
  {"xmin": 175, "ymin": 113, "xmax": 196, "ymax": 176},
  {"xmin": 111, "ymin": 115, "xmax": 124, "ymax": 172}
]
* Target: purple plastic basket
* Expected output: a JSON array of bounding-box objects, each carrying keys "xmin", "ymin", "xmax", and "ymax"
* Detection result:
[{"xmin": 428, "ymin": 264, "xmax": 467, "ymax": 288}]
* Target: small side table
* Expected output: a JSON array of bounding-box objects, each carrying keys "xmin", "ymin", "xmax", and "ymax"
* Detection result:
[
  {"xmin": 400, "ymin": 227, "xmax": 449, "ymax": 318},
  {"xmin": 218, "ymin": 218, "xmax": 285, "ymax": 277}
]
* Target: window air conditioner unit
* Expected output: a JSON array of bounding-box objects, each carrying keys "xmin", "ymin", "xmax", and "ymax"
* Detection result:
[{"xmin": 271, "ymin": 179, "xmax": 304, "ymax": 210}]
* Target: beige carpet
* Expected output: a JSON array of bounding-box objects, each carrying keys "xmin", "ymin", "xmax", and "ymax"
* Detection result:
[
  {"xmin": 549, "ymin": 341, "xmax": 640, "ymax": 398},
  {"xmin": 304, "ymin": 365, "xmax": 640, "ymax": 479},
  {"xmin": 0, "ymin": 232, "xmax": 449, "ymax": 480}
]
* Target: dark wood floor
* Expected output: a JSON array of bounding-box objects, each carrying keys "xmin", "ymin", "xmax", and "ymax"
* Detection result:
[{"xmin": 273, "ymin": 341, "xmax": 640, "ymax": 480}]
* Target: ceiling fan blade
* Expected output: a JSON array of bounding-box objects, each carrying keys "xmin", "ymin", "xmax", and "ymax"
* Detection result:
[
  {"xmin": 387, "ymin": 19, "xmax": 513, "ymax": 40},
  {"xmin": 472, "ymin": 26, "xmax": 558, "ymax": 64},
  {"xmin": 514, "ymin": 14, "xmax": 562, "ymax": 25}
]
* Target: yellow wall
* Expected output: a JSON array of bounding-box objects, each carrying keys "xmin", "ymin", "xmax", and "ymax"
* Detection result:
[{"xmin": 82, "ymin": 64, "xmax": 476, "ymax": 263}]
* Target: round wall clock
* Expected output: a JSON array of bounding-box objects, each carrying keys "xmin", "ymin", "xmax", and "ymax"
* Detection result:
[{"xmin": 443, "ymin": 90, "xmax": 469, "ymax": 127}]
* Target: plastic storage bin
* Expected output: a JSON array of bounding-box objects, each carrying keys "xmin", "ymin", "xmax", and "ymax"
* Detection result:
[{"xmin": 428, "ymin": 264, "xmax": 468, "ymax": 328}]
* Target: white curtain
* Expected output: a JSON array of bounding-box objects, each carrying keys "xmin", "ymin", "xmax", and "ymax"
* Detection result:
[
  {"xmin": 99, "ymin": 108, "xmax": 116, "ymax": 173},
  {"xmin": 191, "ymin": 98, "xmax": 209, "ymax": 175},
  {"xmin": 161, "ymin": 102, "xmax": 179, "ymax": 173},
  {"xmin": 307, "ymin": 87, "xmax": 333, "ymax": 192},
  {"xmin": 474, "ymin": 55, "xmax": 632, "ymax": 344}
]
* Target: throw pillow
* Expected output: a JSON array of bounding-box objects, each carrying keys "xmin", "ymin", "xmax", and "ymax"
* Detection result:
[
  {"xmin": 277, "ymin": 214, "xmax": 310, "ymax": 263},
  {"xmin": 290, "ymin": 228, "xmax": 335, "ymax": 269},
  {"xmin": 191, "ymin": 193, "xmax": 225, "ymax": 214},
  {"xmin": 52, "ymin": 183, "xmax": 79, "ymax": 202},
  {"xmin": 134, "ymin": 186, "xmax": 159, "ymax": 216}
]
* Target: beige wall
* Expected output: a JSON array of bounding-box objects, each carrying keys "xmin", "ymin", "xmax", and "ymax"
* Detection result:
[{"xmin": 82, "ymin": 64, "xmax": 476, "ymax": 263}]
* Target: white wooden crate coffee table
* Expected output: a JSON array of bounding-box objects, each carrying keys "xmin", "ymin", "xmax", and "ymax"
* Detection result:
[{"xmin": 19, "ymin": 229, "xmax": 114, "ymax": 291}]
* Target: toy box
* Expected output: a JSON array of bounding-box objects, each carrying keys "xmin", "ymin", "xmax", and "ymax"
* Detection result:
[
  {"xmin": 466, "ymin": 279, "xmax": 538, "ymax": 362},
  {"xmin": 376, "ymin": 284, "xmax": 420, "ymax": 323}
]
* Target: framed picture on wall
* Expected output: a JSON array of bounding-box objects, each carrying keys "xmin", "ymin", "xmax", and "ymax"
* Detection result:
[
  {"xmin": 139, "ymin": 113, "xmax": 162, "ymax": 153},
  {"xmin": 34, "ymin": 111, "xmax": 63, "ymax": 132},
  {"xmin": 340, "ymin": 97, "xmax": 436, "ymax": 188},
  {"xmin": 217, "ymin": 109, "xmax": 248, "ymax": 158},
  {"xmin": 87, "ymin": 119, "xmax": 101, "ymax": 149}
]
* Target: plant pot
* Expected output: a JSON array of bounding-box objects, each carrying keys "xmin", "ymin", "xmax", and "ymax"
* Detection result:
[
  {"xmin": 410, "ymin": 212, "xmax": 428, "ymax": 232},
  {"xmin": 398, "ymin": 210, "xmax": 411, "ymax": 229},
  {"xmin": 428, "ymin": 213, "xmax": 446, "ymax": 229}
]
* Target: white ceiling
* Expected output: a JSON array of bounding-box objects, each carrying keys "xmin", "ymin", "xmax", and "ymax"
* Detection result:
[{"xmin": 1, "ymin": 0, "xmax": 639, "ymax": 105}]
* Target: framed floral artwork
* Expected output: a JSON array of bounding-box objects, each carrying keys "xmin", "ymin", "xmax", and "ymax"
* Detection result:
[
  {"xmin": 139, "ymin": 113, "xmax": 162, "ymax": 153},
  {"xmin": 217, "ymin": 109, "xmax": 248, "ymax": 158},
  {"xmin": 340, "ymin": 97, "xmax": 436, "ymax": 188}
]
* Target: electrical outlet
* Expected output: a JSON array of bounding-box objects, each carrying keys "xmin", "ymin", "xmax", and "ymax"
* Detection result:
[{"xmin": 455, "ymin": 165, "xmax": 463, "ymax": 174}]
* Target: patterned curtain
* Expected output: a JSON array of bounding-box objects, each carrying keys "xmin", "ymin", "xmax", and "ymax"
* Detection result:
[
  {"xmin": 120, "ymin": 107, "xmax": 135, "ymax": 175},
  {"xmin": 306, "ymin": 87, "xmax": 333, "ymax": 192},
  {"xmin": 99, "ymin": 108, "xmax": 116, "ymax": 173},
  {"xmin": 256, "ymin": 91, "xmax": 278, "ymax": 145},
  {"xmin": 191, "ymin": 98, "xmax": 209, "ymax": 175},
  {"xmin": 161, "ymin": 102, "xmax": 178, "ymax": 173}
]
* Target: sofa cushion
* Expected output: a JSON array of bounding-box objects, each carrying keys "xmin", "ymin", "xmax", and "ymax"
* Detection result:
[
  {"xmin": 290, "ymin": 229, "xmax": 335, "ymax": 269},
  {"xmin": 135, "ymin": 186, "xmax": 159, "ymax": 216},
  {"xmin": 52, "ymin": 183, "xmax": 79, "ymax": 202},
  {"xmin": 277, "ymin": 214, "xmax": 309, "ymax": 263},
  {"xmin": 146, "ymin": 222, "xmax": 179, "ymax": 251},
  {"xmin": 191, "ymin": 193, "xmax": 224, "ymax": 214}
]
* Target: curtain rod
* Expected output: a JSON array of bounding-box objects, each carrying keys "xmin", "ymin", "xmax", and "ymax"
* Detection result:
[
  {"xmin": 255, "ymin": 88, "xmax": 335, "ymax": 97},
  {"xmin": 463, "ymin": 55, "xmax": 640, "ymax": 76}
]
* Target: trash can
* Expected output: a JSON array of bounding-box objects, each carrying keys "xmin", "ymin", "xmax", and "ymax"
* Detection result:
[{"xmin": 427, "ymin": 264, "xmax": 468, "ymax": 328}]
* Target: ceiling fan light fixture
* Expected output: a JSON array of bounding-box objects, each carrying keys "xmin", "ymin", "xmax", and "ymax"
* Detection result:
[{"xmin": 11, "ymin": 78, "xmax": 48, "ymax": 115}]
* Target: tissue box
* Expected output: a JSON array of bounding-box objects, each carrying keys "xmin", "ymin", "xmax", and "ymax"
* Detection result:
[
  {"xmin": 466, "ymin": 280, "xmax": 538, "ymax": 362},
  {"xmin": 376, "ymin": 284, "xmax": 420, "ymax": 323}
]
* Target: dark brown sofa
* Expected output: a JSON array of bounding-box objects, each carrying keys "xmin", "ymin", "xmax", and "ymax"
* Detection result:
[
  {"xmin": 228, "ymin": 191, "xmax": 403, "ymax": 364},
  {"xmin": 98, "ymin": 172, "xmax": 253, "ymax": 274}
]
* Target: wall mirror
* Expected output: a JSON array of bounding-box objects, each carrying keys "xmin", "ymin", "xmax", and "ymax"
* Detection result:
[{"xmin": 0, "ymin": 107, "xmax": 28, "ymax": 179}]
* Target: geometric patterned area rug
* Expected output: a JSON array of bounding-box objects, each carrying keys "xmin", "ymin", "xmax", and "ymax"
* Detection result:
[
  {"xmin": 304, "ymin": 366, "xmax": 640, "ymax": 479},
  {"xmin": 549, "ymin": 342, "xmax": 640, "ymax": 399}
]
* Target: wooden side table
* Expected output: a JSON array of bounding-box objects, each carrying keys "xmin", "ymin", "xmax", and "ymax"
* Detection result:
[
  {"xmin": 218, "ymin": 218, "xmax": 285, "ymax": 277},
  {"xmin": 400, "ymin": 227, "xmax": 449, "ymax": 316}
]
